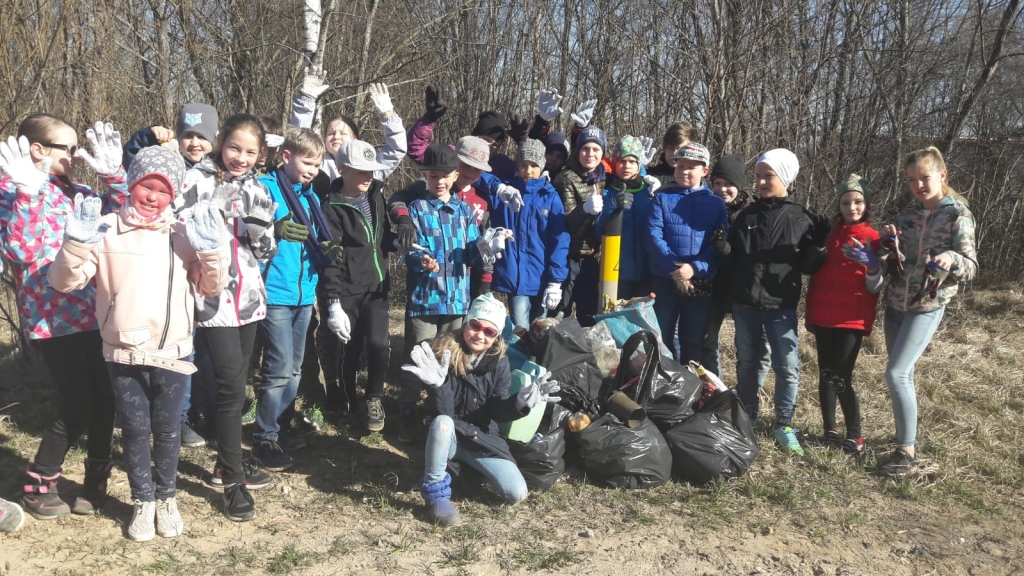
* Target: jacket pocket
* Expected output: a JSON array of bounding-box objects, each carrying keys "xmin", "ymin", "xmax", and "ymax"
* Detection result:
[{"xmin": 118, "ymin": 327, "xmax": 152, "ymax": 347}]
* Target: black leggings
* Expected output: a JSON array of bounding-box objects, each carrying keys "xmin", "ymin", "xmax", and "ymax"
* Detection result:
[
  {"xmin": 814, "ymin": 327, "xmax": 864, "ymax": 439},
  {"xmin": 32, "ymin": 330, "xmax": 114, "ymax": 476},
  {"xmin": 338, "ymin": 291, "xmax": 390, "ymax": 400}
]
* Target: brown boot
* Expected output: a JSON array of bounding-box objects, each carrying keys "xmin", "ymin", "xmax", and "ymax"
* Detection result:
[
  {"xmin": 72, "ymin": 459, "xmax": 113, "ymax": 515},
  {"xmin": 22, "ymin": 467, "xmax": 70, "ymax": 520}
]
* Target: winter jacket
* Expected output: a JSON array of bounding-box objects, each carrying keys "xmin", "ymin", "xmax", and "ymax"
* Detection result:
[
  {"xmin": 258, "ymin": 171, "xmax": 320, "ymax": 307},
  {"xmin": 181, "ymin": 158, "xmax": 277, "ymax": 327},
  {"xmin": 885, "ymin": 196, "xmax": 977, "ymax": 313},
  {"xmin": 320, "ymin": 178, "xmax": 394, "ymax": 299},
  {"xmin": 727, "ymin": 195, "xmax": 825, "ymax": 310},
  {"xmin": 647, "ymin": 155, "xmax": 677, "ymax": 187},
  {"xmin": 711, "ymin": 190, "xmax": 756, "ymax": 299},
  {"xmin": 595, "ymin": 176, "xmax": 655, "ymax": 284},
  {"xmin": 0, "ymin": 172, "xmax": 127, "ymax": 340},
  {"xmin": 290, "ymin": 95, "xmax": 407, "ymax": 181},
  {"xmin": 426, "ymin": 344, "xmax": 529, "ymax": 462},
  {"xmin": 486, "ymin": 174, "xmax": 570, "ymax": 297},
  {"xmin": 553, "ymin": 162, "xmax": 606, "ymax": 257},
  {"xmin": 47, "ymin": 211, "xmax": 228, "ymax": 373},
  {"xmin": 646, "ymin": 184, "xmax": 728, "ymax": 280},
  {"xmin": 405, "ymin": 194, "xmax": 484, "ymax": 317},
  {"xmin": 806, "ymin": 222, "xmax": 883, "ymax": 334}
]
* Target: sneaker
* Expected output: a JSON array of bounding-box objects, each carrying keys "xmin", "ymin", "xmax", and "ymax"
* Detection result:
[
  {"xmin": 771, "ymin": 426, "xmax": 804, "ymax": 454},
  {"xmin": 127, "ymin": 500, "xmax": 156, "ymax": 542},
  {"xmin": 155, "ymin": 498, "xmax": 184, "ymax": 538},
  {"xmin": 302, "ymin": 405, "xmax": 325, "ymax": 431},
  {"xmin": 0, "ymin": 499, "xmax": 26, "ymax": 533},
  {"xmin": 879, "ymin": 448, "xmax": 917, "ymax": 477},
  {"xmin": 223, "ymin": 483, "xmax": 255, "ymax": 522},
  {"xmin": 181, "ymin": 420, "xmax": 206, "ymax": 448},
  {"xmin": 823, "ymin": 429, "xmax": 842, "ymax": 449},
  {"xmin": 207, "ymin": 460, "xmax": 273, "ymax": 490},
  {"xmin": 241, "ymin": 401, "xmax": 257, "ymax": 426},
  {"xmin": 366, "ymin": 398, "xmax": 385, "ymax": 433},
  {"xmin": 251, "ymin": 439, "xmax": 293, "ymax": 472},
  {"xmin": 278, "ymin": 432, "xmax": 307, "ymax": 452},
  {"xmin": 842, "ymin": 437, "xmax": 865, "ymax": 456},
  {"xmin": 398, "ymin": 408, "xmax": 419, "ymax": 443}
]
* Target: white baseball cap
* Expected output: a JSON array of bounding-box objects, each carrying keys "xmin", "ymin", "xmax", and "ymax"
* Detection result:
[
  {"xmin": 336, "ymin": 139, "xmax": 388, "ymax": 172},
  {"xmin": 455, "ymin": 136, "xmax": 492, "ymax": 172}
]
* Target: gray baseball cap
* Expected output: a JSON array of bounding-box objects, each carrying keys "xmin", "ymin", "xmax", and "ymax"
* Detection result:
[
  {"xmin": 336, "ymin": 139, "xmax": 388, "ymax": 171},
  {"xmin": 455, "ymin": 136, "xmax": 492, "ymax": 171}
]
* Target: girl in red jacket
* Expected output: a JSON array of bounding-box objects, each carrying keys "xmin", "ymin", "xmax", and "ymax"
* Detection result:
[{"xmin": 805, "ymin": 174, "xmax": 883, "ymax": 456}]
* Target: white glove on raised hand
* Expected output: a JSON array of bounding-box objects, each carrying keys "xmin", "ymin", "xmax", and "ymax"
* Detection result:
[
  {"xmin": 642, "ymin": 174, "xmax": 662, "ymax": 194},
  {"xmin": 368, "ymin": 83, "xmax": 394, "ymax": 116},
  {"xmin": 0, "ymin": 136, "xmax": 52, "ymax": 196},
  {"xmin": 64, "ymin": 193, "xmax": 110, "ymax": 244},
  {"xmin": 537, "ymin": 88, "xmax": 564, "ymax": 121},
  {"xmin": 542, "ymin": 282, "xmax": 562, "ymax": 310},
  {"xmin": 186, "ymin": 201, "xmax": 227, "ymax": 251},
  {"xmin": 583, "ymin": 194, "xmax": 603, "ymax": 215},
  {"xmin": 639, "ymin": 136, "xmax": 657, "ymax": 166},
  {"xmin": 401, "ymin": 342, "xmax": 450, "ymax": 388},
  {"xmin": 496, "ymin": 184, "xmax": 524, "ymax": 212},
  {"xmin": 516, "ymin": 373, "xmax": 562, "ymax": 410},
  {"xmin": 77, "ymin": 122, "xmax": 123, "ymax": 176},
  {"xmin": 327, "ymin": 301, "xmax": 352, "ymax": 343},
  {"xmin": 571, "ymin": 99, "xmax": 598, "ymax": 128},
  {"xmin": 300, "ymin": 67, "xmax": 330, "ymax": 99}
]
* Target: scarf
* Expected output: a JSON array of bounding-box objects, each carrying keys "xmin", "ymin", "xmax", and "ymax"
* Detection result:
[
  {"xmin": 120, "ymin": 203, "xmax": 174, "ymax": 230},
  {"xmin": 275, "ymin": 170, "xmax": 335, "ymax": 268},
  {"xmin": 583, "ymin": 162, "xmax": 607, "ymax": 185}
]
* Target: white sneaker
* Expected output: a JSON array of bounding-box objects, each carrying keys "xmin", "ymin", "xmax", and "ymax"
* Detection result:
[
  {"xmin": 127, "ymin": 500, "xmax": 156, "ymax": 542},
  {"xmin": 156, "ymin": 497, "xmax": 184, "ymax": 538}
]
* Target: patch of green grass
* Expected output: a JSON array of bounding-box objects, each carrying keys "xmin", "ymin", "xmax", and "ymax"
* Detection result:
[
  {"xmin": 141, "ymin": 552, "xmax": 186, "ymax": 575},
  {"xmin": 512, "ymin": 546, "xmax": 582, "ymax": 571},
  {"xmin": 328, "ymin": 536, "xmax": 356, "ymax": 557},
  {"xmin": 221, "ymin": 545, "xmax": 259, "ymax": 567},
  {"xmin": 440, "ymin": 540, "xmax": 480, "ymax": 568},
  {"xmin": 266, "ymin": 545, "xmax": 314, "ymax": 575}
]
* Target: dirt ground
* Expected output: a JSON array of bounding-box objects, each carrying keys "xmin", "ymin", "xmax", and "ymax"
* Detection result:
[{"xmin": 1, "ymin": 290, "xmax": 1023, "ymax": 576}]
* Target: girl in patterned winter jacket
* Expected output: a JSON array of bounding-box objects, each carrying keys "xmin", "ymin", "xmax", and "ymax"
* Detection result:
[
  {"xmin": 0, "ymin": 115, "xmax": 126, "ymax": 521},
  {"xmin": 876, "ymin": 146, "xmax": 977, "ymax": 477}
]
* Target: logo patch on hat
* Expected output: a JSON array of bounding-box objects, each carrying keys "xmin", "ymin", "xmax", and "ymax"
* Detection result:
[
  {"xmin": 363, "ymin": 148, "xmax": 375, "ymax": 161},
  {"xmin": 184, "ymin": 113, "xmax": 203, "ymax": 127},
  {"xmin": 470, "ymin": 148, "xmax": 486, "ymax": 162}
]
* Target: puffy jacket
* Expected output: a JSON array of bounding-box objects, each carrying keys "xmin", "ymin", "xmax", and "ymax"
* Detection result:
[
  {"xmin": 595, "ymin": 177, "xmax": 655, "ymax": 284},
  {"xmin": 646, "ymin": 184, "xmax": 728, "ymax": 279},
  {"xmin": 258, "ymin": 172, "xmax": 320, "ymax": 307},
  {"xmin": 806, "ymin": 222, "xmax": 883, "ymax": 334},
  {"xmin": 426, "ymin": 344, "xmax": 528, "ymax": 462},
  {"xmin": 320, "ymin": 178, "xmax": 394, "ymax": 299},
  {"xmin": 886, "ymin": 196, "xmax": 977, "ymax": 313},
  {"xmin": 0, "ymin": 172, "xmax": 127, "ymax": 340},
  {"xmin": 553, "ymin": 163, "xmax": 606, "ymax": 257},
  {"xmin": 405, "ymin": 194, "xmax": 483, "ymax": 317},
  {"xmin": 727, "ymin": 195, "xmax": 824, "ymax": 310},
  {"xmin": 47, "ymin": 210, "xmax": 228, "ymax": 371},
  {"xmin": 486, "ymin": 174, "xmax": 570, "ymax": 297},
  {"xmin": 181, "ymin": 158, "xmax": 277, "ymax": 327}
]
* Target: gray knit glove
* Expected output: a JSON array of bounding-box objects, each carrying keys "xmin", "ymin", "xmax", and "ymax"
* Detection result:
[
  {"xmin": 186, "ymin": 201, "xmax": 227, "ymax": 251},
  {"xmin": 64, "ymin": 193, "xmax": 110, "ymax": 244}
]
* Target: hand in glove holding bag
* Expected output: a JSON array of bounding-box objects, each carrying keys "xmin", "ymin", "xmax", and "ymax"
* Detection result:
[
  {"xmin": 402, "ymin": 342, "xmax": 450, "ymax": 388},
  {"xmin": 515, "ymin": 373, "xmax": 562, "ymax": 410},
  {"xmin": 571, "ymin": 99, "xmax": 598, "ymax": 128},
  {"xmin": 537, "ymin": 89, "xmax": 564, "ymax": 121},
  {"xmin": 542, "ymin": 282, "xmax": 562, "ymax": 310},
  {"xmin": 583, "ymin": 194, "xmax": 603, "ymax": 215},
  {"xmin": 187, "ymin": 201, "xmax": 228, "ymax": 251},
  {"xmin": 496, "ymin": 184, "xmax": 523, "ymax": 212},
  {"xmin": 0, "ymin": 136, "xmax": 52, "ymax": 195},
  {"xmin": 77, "ymin": 122, "xmax": 123, "ymax": 176},
  {"xmin": 64, "ymin": 194, "xmax": 110, "ymax": 244},
  {"xmin": 327, "ymin": 301, "xmax": 352, "ymax": 343}
]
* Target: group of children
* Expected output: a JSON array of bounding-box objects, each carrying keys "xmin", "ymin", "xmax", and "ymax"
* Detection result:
[{"xmin": 0, "ymin": 77, "xmax": 977, "ymax": 535}]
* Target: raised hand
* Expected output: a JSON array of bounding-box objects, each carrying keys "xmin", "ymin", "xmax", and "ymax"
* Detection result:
[
  {"xmin": 424, "ymin": 85, "xmax": 448, "ymax": 121},
  {"xmin": 401, "ymin": 342, "xmax": 450, "ymax": 388},
  {"xmin": 300, "ymin": 66, "xmax": 330, "ymax": 99},
  {"xmin": 0, "ymin": 136, "xmax": 52, "ymax": 195},
  {"xmin": 571, "ymin": 99, "xmax": 598, "ymax": 127},
  {"xmin": 537, "ymin": 89, "xmax": 564, "ymax": 121},
  {"xmin": 211, "ymin": 183, "xmax": 245, "ymax": 219},
  {"xmin": 639, "ymin": 136, "xmax": 657, "ymax": 166},
  {"xmin": 77, "ymin": 122, "xmax": 123, "ymax": 176},
  {"xmin": 516, "ymin": 372, "xmax": 562, "ymax": 410},
  {"xmin": 368, "ymin": 83, "xmax": 394, "ymax": 116},
  {"xmin": 508, "ymin": 115, "xmax": 529, "ymax": 143},
  {"xmin": 64, "ymin": 193, "xmax": 109, "ymax": 244},
  {"xmin": 186, "ymin": 201, "xmax": 227, "ymax": 251}
]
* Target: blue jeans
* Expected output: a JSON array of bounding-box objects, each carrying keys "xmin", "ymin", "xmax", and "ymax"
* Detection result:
[
  {"xmin": 424, "ymin": 415, "xmax": 528, "ymax": 503},
  {"xmin": 702, "ymin": 292, "xmax": 770, "ymax": 382},
  {"xmin": 733, "ymin": 305, "xmax": 800, "ymax": 426},
  {"xmin": 509, "ymin": 294, "xmax": 545, "ymax": 330},
  {"xmin": 255, "ymin": 305, "xmax": 313, "ymax": 441},
  {"xmin": 883, "ymin": 306, "xmax": 945, "ymax": 448},
  {"xmin": 651, "ymin": 275, "xmax": 712, "ymax": 364}
]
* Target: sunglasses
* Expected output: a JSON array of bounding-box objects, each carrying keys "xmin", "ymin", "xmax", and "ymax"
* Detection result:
[
  {"xmin": 41, "ymin": 142, "xmax": 79, "ymax": 156},
  {"xmin": 467, "ymin": 319, "xmax": 499, "ymax": 339}
]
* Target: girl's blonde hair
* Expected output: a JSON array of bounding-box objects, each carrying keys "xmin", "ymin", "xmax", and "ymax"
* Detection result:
[
  {"xmin": 904, "ymin": 146, "xmax": 969, "ymax": 206},
  {"xmin": 431, "ymin": 328, "xmax": 507, "ymax": 378},
  {"xmin": 17, "ymin": 113, "xmax": 72, "ymax": 145}
]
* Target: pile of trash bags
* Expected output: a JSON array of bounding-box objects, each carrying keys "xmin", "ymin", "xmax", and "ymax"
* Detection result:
[{"xmin": 501, "ymin": 298, "xmax": 760, "ymax": 490}]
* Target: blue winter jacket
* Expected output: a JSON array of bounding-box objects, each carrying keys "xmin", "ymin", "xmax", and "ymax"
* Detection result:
[
  {"xmin": 595, "ymin": 179, "xmax": 654, "ymax": 284},
  {"xmin": 645, "ymin": 184, "xmax": 728, "ymax": 279},
  {"xmin": 483, "ymin": 173, "xmax": 570, "ymax": 297},
  {"xmin": 258, "ymin": 171, "xmax": 319, "ymax": 306}
]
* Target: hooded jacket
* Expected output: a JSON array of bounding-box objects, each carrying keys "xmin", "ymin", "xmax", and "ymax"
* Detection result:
[
  {"xmin": 645, "ymin": 184, "xmax": 728, "ymax": 280},
  {"xmin": 320, "ymin": 178, "xmax": 394, "ymax": 299},
  {"xmin": 258, "ymin": 171, "xmax": 320, "ymax": 307}
]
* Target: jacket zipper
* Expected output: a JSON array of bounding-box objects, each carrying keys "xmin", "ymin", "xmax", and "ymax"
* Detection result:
[
  {"xmin": 332, "ymin": 198, "xmax": 383, "ymax": 283},
  {"xmin": 158, "ymin": 236, "xmax": 174, "ymax": 349}
]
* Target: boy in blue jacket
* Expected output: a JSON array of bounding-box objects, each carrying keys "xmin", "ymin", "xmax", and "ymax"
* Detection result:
[{"xmin": 645, "ymin": 143, "xmax": 728, "ymax": 364}]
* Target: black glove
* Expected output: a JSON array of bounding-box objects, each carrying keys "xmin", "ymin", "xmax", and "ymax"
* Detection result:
[
  {"xmin": 472, "ymin": 281, "xmax": 491, "ymax": 299},
  {"xmin": 616, "ymin": 192, "xmax": 634, "ymax": 211},
  {"xmin": 508, "ymin": 115, "xmax": 529, "ymax": 143},
  {"xmin": 811, "ymin": 214, "xmax": 832, "ymax": 246},
  {"xmin": 395, "ymin": 214, "xmax": 417, "ymax": 250},
  {"xmin": 711, "ymin": 225, "xmax": 729, "ymax": 255},
  {"xmin": 424, "ymin": 85, "xmax": 448, "ymax": 121}
]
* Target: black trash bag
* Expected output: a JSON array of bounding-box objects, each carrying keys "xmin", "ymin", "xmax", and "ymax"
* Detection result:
[
  {"xmin": 508, "ymin": 405, "xmax": 569, "ymax": 491},
  {"xmin": 599, "ymin": 331, "xmax": 703, "ymax": 431},
  {"xmin": 574, "ymin": 413, "xmax": 672, "ymax": 489},
  {"xmin": 536, "ymin": 316, "xmax": 604, "ymax": 400},
  {"xmin": 664, "ymin": 389, "xmax": 759, "ymax": 486}
]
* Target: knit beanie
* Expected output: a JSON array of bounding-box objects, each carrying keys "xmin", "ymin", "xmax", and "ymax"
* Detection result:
[
  {"xmin": 837, "ymin": 173, "xmax": 868, "ymax": 199},
  {"xmin": 755, "ymin": 148, "xmax": 800, "ymax": 188},
  {"xmin": 546, "ymin": 131, "xmax": 570, "ymax": 158},
  {"xmin": 175, "ymin": 103, "xmax": 218, "ymax": 144},
  {"xmin": 471, "ymin": 111, "xmax": 508, "ymax": 142},
  {"xmin": 517, "ymin": 139, "xmax": 546, "ymax": 168},
  {"xmin": 710, "ymin": 154, "xmax": 746, "ymax": 189},
  {"xmin": 466, "ymin": 293, "xmax": 507, "ymax": 330},
  {"xmin": 127, "ymin": 145, "xmax": 186, "ymax": 198},
  {"xmin": 613, "ymin": 136, "xmax": 644, "ymax": 161},
  {"xmin": 577, "ymin": 125, "xmax": 606, "ymax": 154}
]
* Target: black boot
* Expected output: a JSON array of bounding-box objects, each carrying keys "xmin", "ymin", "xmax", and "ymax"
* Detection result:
[{"xmin": 72, "ymin": 458, "xmax": 113, "ymax": 515}]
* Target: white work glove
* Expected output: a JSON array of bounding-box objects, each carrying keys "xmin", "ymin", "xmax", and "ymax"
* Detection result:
[
  {"xmin": 0, "ymin": 136, "xmax": 52, "ymax": 195},
  {"xmin": 571, "ymin": 99, "xmax": 598, "ymax": 128},
  {"xmin": 583, "ymin": 194, "xmax": 603, "ymax": 215},
  {"xmin": 476, "ymin": 227, "xmax": 513, "ymax": 265},
  {"xmin": 639, "ymin": 136, "xmax": 657, "ymax": 166},
  {"xmin": 299, "ymin": 66, "xmax": 330, "ymax": 99},
  {"xmin": 537, "ymin": 88, "xmax": 564, "ymax": 121},
  {"xmin": 186, "ymin": 201, "xmax": 227, "ymax": 251},
  {"xmin": 77, "ymin": 122, "xmax": 123, "ymax": 176},
  {"xmin": 516, "ymin": 373, "xmax": 562, "ymax": 410},
  {"xmin": 496, "ymin": 184, "xmax": 524, "ymax": 212},
  {"xmin": 401, "ymin": 342, "xmax": 450, "ymax": 388},
  {"xmin": 327, "ymin": 301, "xmax": 352, "ymax": 343},
  {"xmin": 265, "ymin": 134, "xmax": 285, "ymax": 148},
  {"xmin": 542, "ymin": 282, "xmax": 562, "ymax": 310},
  {"xmin": 64, "ymin": 193, "xmax": 110, "ymax": 245},
  {"xmin": 643, "ymin": 175, "xmax": 662, "ymax": 194},
  {"xmin": 368, "ymin": 83, "xmax": 394, "ymax": 116}
]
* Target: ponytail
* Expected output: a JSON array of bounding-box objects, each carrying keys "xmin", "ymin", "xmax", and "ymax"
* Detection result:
[{"xmin": 904, "ymin": 146, "xmax": 969, "ymax": 207}]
